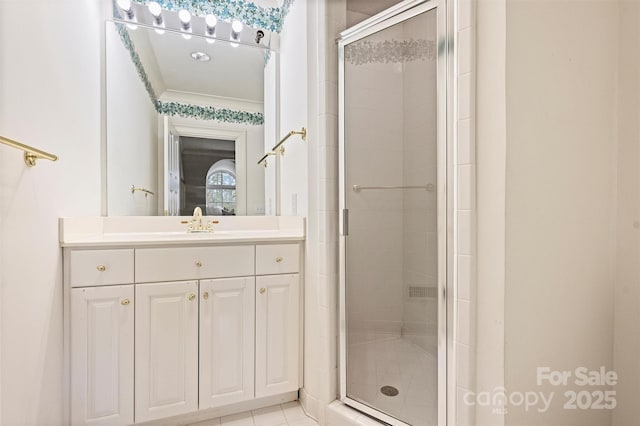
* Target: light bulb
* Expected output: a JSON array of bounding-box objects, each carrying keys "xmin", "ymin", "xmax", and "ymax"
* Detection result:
[
  {"xmin": 182, "ymin": 33, "xmax": 192, "ymax": 40},
  {"xmin": 231, "ymin": 20, "xmax": 243, "ymax": 33},
  {"xmin": 116, "ymin": 0, "xmax": 131, "ymax": 12},
  {"xmin": 206, "ymin": 38, "xmax": 215, "ymax": 44},
  {"xmin": 117, "ymin": 0, "xmax": 135, "ymax": 21},
  {"xmin": 205, "ymin": 14, "xmax": 217, "ymax": 28},
  {"xmin": 205, "ymin": 14, "xmax": 217, "ymax": 38},
  {"xmin": 148, "ymin": 1, "xmax": 164, "ymax": 27},
  {"xmin": 178, "ymin": 9, "xmax": 191, "ymax": 33},
  {"xmin": 178, "ymin": 9, "xmax": 191, "ymax": 24},
  {"xmin": 231, "ymin": 42, "xmax": 239, "ymax": 48},
  {"xmin": 148, "ymin": 1, "xmax": 161, "ymax": 17},
  {"xmin": 230, "ymin": 19, "xmax": 243, "ymax": 42}
]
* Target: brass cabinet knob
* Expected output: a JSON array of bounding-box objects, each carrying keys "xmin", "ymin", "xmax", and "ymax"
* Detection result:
[
  {"xmin": 188, "ymin": 293, "xmax": 196, "ymax": 301},
  {"xmin": 203, "ymin": 292, "xmax": 209, "ymax": 300},
  {"xmin": 97, "ymin": 265, "xmax": 106, "ymax": 272},
  {"xmin": 121, "ymin": 299, "xmax": 130, "ymax": 306},
  {"xmin": 259, "ymin": 288, "xmax": 266, "ymax": 294},
  {"xmin": 275, "ymin": 257, "xmax": 283, "ymax": 263},
  {"xmin": 195, "ymin": 260, "xmax": 202, "ymax": 268}
]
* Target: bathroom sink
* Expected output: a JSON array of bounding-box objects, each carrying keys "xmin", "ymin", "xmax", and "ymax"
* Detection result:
[{"xmin": 59, "ymin": 216, "xmax": 306, "ymax": 247}]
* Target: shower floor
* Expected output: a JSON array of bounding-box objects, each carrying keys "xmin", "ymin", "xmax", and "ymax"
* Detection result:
[{"xmin": 347, "ymin": 336, "xmax": 438, "ymax": 426}]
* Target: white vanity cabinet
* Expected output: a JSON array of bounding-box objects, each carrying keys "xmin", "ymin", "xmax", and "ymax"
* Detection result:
[
  {"xmin": 64, "ymin": 239, "xmax": 302, "ymax": 426},
  {"xmin": 70, "ymin": 285, "xmax": 134, "ymax": 426},
  {"xmin": 199, "ymin": 277, "xmax": 255, "ymax": 409},
  {"xmin": 135, "ymin": 280, "xmax": 199, "ymax": 423},
  {"xmin": 255, "ymin": 274, "xmax": 300, "ymax": 397}
]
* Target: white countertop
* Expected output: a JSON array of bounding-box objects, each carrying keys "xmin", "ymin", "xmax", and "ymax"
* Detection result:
[{"xmin": 60, "ymin": 216, "xmax": 305, "ymax": 248}]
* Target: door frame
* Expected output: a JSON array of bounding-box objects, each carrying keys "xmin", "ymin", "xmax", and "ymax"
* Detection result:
[
  {"xmin": 337, "ymin": 0, "xmax": 452, "ymax": 424},
  {"xmin": 162, "ymin": 115, "xmax": 248, "ymax": 216}
]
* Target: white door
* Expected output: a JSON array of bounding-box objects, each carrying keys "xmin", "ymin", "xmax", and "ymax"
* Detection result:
[
  {"xmin": 163, "ymin": 119, "xmax": 180, "ymax": 216},
  {"xmin": 71, "ymin": 285, "xmax": 134, "ymax": 426},
  {"xmin": 135, "ymin": 281, "xmax": 198, "ymax": 423},
  {"xmin": 200, "ymin": 277, "xmax": 255, "ymax": 409},
  {"xmin": 255, "ymin": 274, "xmax": 300, "ymax": 397}
]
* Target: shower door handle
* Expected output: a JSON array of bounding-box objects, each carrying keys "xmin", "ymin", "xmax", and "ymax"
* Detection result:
[{"xmin": 342, "ymin": 209, "xmax": 349, "ymax": 236}]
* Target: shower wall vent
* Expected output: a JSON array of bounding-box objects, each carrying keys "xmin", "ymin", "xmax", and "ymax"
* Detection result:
[{"xmin": 408, "ymin": 286, "xmax": 437, "ymax": 299}]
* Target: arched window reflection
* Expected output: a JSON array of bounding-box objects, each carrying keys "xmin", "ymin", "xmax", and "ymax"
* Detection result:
[{"xmin": 205, "ymin": 159, "xmax": 236, "ymax": 215}]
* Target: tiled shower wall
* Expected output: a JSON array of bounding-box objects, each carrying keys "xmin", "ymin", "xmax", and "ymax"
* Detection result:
[
  {"xmin": 401, "ymin": 10, "xmax": 439, "ymax": 354},
  {"xmin": 343, "ymin": 21, "xmax": 405, "ymax": 341},
  {"xmin": 454, "ymin": 0, "xmax": 476, "ymax": 424}
]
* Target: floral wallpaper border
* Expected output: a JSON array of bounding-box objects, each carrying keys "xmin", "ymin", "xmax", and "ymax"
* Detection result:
[
  {"xmin": 115, "ymin": 22, "xmax": 264, "ymax": 125},
  {"xmin": 115, "ymin": 23, "xmax": 159, "ymax": 105},
  {"xmin": 157, "ymin": 101, "xmax": 264, "ymax": 125},
  {"xmin": 345, "ymin": 39, "xmax": 437, "ymax": 66}
]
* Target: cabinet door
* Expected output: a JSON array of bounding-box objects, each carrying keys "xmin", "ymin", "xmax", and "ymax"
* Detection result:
[
  {"xmin": 255, "ymin": 274, "xmax": 300, "ymax": 397},
  {"xmin": 200, "ymin": 277, "xmax": 255, "ymax": 409},
  {"xmin": 135, "ymin": 281, "xmax": 198, "ymax": 423},
  {"xmin": 71, "ymin": 285, "xmax": 134, "ymax": 426}
]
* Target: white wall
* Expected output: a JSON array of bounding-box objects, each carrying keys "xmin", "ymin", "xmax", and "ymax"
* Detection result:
[
  {"xmin": 106, "ymin": 23, "xmax": 159, "ymax": 216},
  {"xmin": 504, "ymin": 2, "xmax": 617, "ymax": 425},
  {"xmin": 475, "ymin": 0, "xmax": 506, "ymax": 425},
  {"xmin": 279, "ymin": 0, "xmax": 308, "ymax": 217},
  {"xmin": 613, "ymin": 2, "xmax": 640, "ymax": 425},
  {"xmin": 0, "ymin": 0, "xmax": 108, "ymax": 424}
]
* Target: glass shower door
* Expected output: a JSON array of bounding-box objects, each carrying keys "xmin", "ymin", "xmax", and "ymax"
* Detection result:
[{"xmin": 339, "ymin": 1, "xmax": 446, "ymax": 425}]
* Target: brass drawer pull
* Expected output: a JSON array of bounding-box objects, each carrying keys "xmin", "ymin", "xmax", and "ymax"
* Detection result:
[
  {"xmin": 195, "ymin": 260, "xmax": 202, "ymax": 268},
  {"xmin": 97, "ymin": 265, "xmax": 106, "ymax": 272},
  {"xmin": 276, "ymin": 257, "xmax": 283, "ymax": 263},
  {"xmin": 188, "ymin": 293, "xmax": 196, "ymax": 301},
  {"xmin": 260, "ymin": 288, "xmax": 266, "ymax": 294},
  {"xmin": 121, "ymin": 299, "xmax": 130, "ymax": 306},
  {"xmin": 203, "ymin": 292, "xmax": 209, "ymax": 300}
]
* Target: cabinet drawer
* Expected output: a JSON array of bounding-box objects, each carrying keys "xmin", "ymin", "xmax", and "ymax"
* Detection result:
[
  {"xmin": 135, "ymin": 246, "xmax": 254, "ymax": 283},
  {"xmin": 256, "ymin": 244, "xmax": 300, "ymax": 275},
  {"xmin": 70, "ymin": 249, "xmax": 134, "ymax": 288}
]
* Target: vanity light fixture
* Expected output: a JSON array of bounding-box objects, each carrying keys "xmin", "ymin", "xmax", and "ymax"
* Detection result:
[
  {"xmin": 148, "ymin": 1, "xmax": 165, "ymax": 34},
  {"xmin": 205, "ymin": 14, "xmax": 217, "ymax": 36},
  {"xmin": 205, "ymin": 14, "xmax": 217, "ymax": 44},
  {"xmin": 179, "ymin": 9, "xmax": 192, "ymax": 39},
  {"xmin": 191, "ymin": 51, "xmax": 211, "ymax": 62},
  {"xmin": 117, "ymin": 0, "xmax": 137, "ymax": 29},
  {"xmin": 230, "ymin": 19, "xmax": 243, "ymax": 44}
]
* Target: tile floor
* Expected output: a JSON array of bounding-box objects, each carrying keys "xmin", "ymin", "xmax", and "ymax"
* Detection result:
[
  {"xmin": 188, "ymin": 401, "xmax": 318, "ymax": 426},
  {"xmin": 347, "ymin": 336, "xmax": 438, "ymax": 426}
]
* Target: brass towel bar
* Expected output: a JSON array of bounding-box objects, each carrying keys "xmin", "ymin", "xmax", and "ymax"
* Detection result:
[
  {"xmin": 271, "ymin": 127, "xmax": 306, "ymax": 153},
  {"xmin": 131, "ymin": 185, "xmax": 155, "ymax": 197},
  {"xmin": 352, "ymin": 184, "xmax": 435, "ymax": 192},
  {"xmin": 0, "ymin": 135, "xmax": 58, "ymax": 167},
  {"xmin": 257, "ymin": 151, "xmax": 276, "ymax": 167},
  {"xmin": 257, "ymin": 127, "xmax": 307, "ymax": 167}
]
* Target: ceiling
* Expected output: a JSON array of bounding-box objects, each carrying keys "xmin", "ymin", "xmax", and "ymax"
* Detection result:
[{"xmin": 132, "ymin": 25, "xmax": 265, "ymax": 102}]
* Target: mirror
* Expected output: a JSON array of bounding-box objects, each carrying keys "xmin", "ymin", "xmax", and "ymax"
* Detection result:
[{"xmin": 105, "ymin": 20, "xmax": 278, "ymax": 216}]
